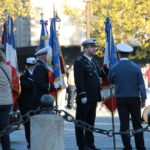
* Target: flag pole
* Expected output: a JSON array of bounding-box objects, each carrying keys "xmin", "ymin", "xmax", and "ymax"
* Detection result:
[
  {"xmin": 40, "ymin": 8, "xmax": 44, "ymax": 20},
  {"xmin": 52, "ymin": 3, "xmax": 58, "ymax": 108},
  {"xmin": 110, "ymin": 84, "xmax": 116, "ymax": 149},
  {"xmin": 106, "ymin": 2, "xmax": 117, "ymax": 147}
]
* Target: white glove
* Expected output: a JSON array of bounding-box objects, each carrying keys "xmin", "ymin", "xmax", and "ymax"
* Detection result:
[{"xmin": 81, "ymin": 97, "xmax": 87, "ymax": 104}]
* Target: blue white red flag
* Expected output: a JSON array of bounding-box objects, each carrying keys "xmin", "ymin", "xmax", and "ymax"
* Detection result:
[
  {"xmin": 39, "ymin": 19, "xmax": 56, "ymax": 97},
  {"xmin": 49, "ymin": 18, "xmax": 65, "ymax": 89},
  {"xmin": 101, "ymin": 17, "xmax": 118, "ymax": 112},
  {"xmin": 1, "ymin": 16, "xmax": 19, "ymax": 111},
  {"xmin": 39, "ymin": 20, "xmax": 49, "ymax": 49},
  {"xmin": 104, "ymin": 17, "xmax": 118, "ymax": 67},
  {"xmin": 39, "ymin": 19, "xmax": 52, "ymax": 66}
]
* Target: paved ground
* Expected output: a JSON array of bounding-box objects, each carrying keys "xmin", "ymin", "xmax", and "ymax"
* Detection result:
[
  {"xmin": 0, "ymin": 106, "xmax": 150, "ymax": 150},
  {"xmin": 1, "ymin": 90, "xmax": 150, "ymax": 150}
]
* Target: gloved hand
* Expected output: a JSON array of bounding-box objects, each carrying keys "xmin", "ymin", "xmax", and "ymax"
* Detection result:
[{"xmin": 81, "ymin": 97, "xmax": 87, "ymax": 104}]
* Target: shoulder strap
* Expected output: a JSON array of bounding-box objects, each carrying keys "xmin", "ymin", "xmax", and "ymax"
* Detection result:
[{"xmin": 0, "ymin": 65, "xmax": 11, "ymax": 84}]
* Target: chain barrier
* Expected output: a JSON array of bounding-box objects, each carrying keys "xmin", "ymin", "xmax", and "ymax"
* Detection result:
[
  {"xmin": 0, "ymin": 106, "xmax": 150, "ymax": 138},
  {"xmin": 0, "ymin": 109, "xmax": 40, "ymax": 138},
  {"xmin": 52, "ymin": 107, "xmax": 150, "ymax": 137}
]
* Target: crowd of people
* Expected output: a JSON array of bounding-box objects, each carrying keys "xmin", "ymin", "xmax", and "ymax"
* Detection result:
[{"xmin": 0, "ymin": 37, "xmax": 148, "ymax": 150}]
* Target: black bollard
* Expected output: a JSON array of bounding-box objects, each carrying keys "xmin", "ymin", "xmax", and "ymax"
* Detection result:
[
  {"xmin": 148, "ymin": 110, "xmax": 150, "ymax": 125},
  {"xmin": 40, "ymin": 94, "xmax": 54, "ymax": 114}
]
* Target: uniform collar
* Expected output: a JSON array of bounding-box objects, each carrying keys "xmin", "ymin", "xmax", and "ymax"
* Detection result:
[
  {"xmin": 83, "ymin": 53, "xmax": 93, "ymax": 62},
  {"xmin": 37, "ymin": 60, "xmax": 45, "ymax": 64},
  {"xmin": 120, "ymin": 58, "xmax": 129, "ymax": 61},
  {"xmin": 27, "ymin": 69, "xmax": 33, "ymax": 75}
]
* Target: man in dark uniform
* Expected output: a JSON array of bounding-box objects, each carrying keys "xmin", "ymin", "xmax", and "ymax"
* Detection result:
[
  {"xmin": 108, "ymin": 43, "xmax": 146, "ymax": 150},
  {"xmin": 19, "ymin": 57, "xmax": 36, "ymax": 149},
  {"xmin": 33, "ymin": 47, "xmax": 55, "ymax": 109},
  {"xmin": 74, "ymin": 38, "xmax": 107, "ymax": 150}
]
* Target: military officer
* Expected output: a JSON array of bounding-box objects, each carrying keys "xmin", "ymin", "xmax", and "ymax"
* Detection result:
[
  {"xmin": 19, "ymin": 57, "xmax": 36, "ymax": 149},
  {"xmin": 33, "ymin": 47, "xmax": 55, "ymax": 109},
  {"xmin": 74, "ymin": 38, "xmax": 107, "ymax": 150},
  {"xmin": 108, "ymin": 43, "xmax": 146, "ymax": 150}
]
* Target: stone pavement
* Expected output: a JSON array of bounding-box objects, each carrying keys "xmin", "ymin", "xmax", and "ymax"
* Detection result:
[
  {"xmin": 1, "ymin": 89, "xmax": 150, "ymax": 150},
  {"xmin": 0, "ymin": 106, "xmax": 150, "ymax": 150}
]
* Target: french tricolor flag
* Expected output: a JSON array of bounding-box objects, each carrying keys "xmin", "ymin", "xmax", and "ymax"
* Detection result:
[
  {"xmin": 39, "ymin": 19, "xmax": 56, "ymax": 97},
  {"xmin": 101, "ymin": 17, "xmax": 118, "ymax": 112},
  {"xmin": 2, "ymin": 16, "xmax": 19, "ymax": 111}
]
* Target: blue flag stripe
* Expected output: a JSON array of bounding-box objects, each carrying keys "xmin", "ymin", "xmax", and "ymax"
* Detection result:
[
  {"xmin": 49, "ymin": 19, "xmax": 61, "ymax": 81},
  {"xmin": 105, "ymin": 17, "xmax": 118, "ymax": 66},
  {"xmin": 4, "ymin": 16, "xmax": 16, "ymax": 52}
]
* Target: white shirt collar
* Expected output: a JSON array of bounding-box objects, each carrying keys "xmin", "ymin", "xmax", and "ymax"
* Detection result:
[
  {"xmin": 83, "ymin": 53, "xmax": 92, "ymax": 62},
  {"xmin": 28, "ymin": 69, "xmax": 33, "ymax": 75},
  {"xmin": 120, "ymin": 58, "xmax": 129, "ymax": 61}
]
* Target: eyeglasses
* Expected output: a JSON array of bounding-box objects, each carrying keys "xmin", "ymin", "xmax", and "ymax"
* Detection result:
[{"xmin": 84, "ymin": 46, "xmax": 97, "ymax": 49}]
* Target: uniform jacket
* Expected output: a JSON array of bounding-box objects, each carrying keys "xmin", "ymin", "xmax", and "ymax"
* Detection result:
[
  {"xmin": 0, "ymin": 63, "xmax": 12, "ymax": 105},
  {"xmin": 19, "ymin": 69, "xmax": 34, "ymax": 113},
  {"xmin": 108, "ymin": 59, "xmax": 147, "ymax": 101},
  {"xmin": 74, "ymin": 54, "xmax": 103, "ymax": 103},
  {"xmin": 33, "ymin": 60, "xmax": 54, "ymax": 109}
]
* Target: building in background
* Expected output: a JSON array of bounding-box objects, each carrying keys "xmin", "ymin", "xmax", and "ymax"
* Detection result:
[{"xmin": 0, "ymin": 0, "xmax": 86, "ymax": 48}]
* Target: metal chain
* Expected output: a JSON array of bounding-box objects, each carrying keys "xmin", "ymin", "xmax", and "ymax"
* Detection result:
[
  {"xmin": 0, "ymin": 106, "xmax": 150, "ymax": 138},
  {"xmin": 0, "ymin": 109, "xmax": 40, "ymax": 138},
  {"xmin": 52, "ymin": 107, "xmax": 150, "ymax": 137}
]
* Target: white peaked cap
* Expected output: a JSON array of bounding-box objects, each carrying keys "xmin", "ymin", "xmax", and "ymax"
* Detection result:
[
  {"xmin": 35, "ymin": 47, "xmax": 48, "ymax": 56},
  {"xmin": 26, "ymin": 57, "xmax": 36, "ymax": 64},
  {"xmin": 116, "ymin": 43, "xmax": 133, "ymax": 52},
  {"xmin": 81, "ymin": 38, "xmax": 97, "ymax": 46}
]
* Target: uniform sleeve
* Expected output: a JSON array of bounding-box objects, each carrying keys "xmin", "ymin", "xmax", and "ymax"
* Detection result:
[
  {"xmin": 108, "ymin": 68, "xmax": 114, "ymax": 84},
  {"xmin": 33, "ymin": 65, "xmax": 50, "ymax": 92},
  {"xmin": 93, "ymin": 60, "xmax": 108, "ymax": 78},
  {"xmin": 20, "ymin": 73, "xmax": 33, "ymax": 90},
  {"xmin": 137, "ymin": 69, "xmax": 147, "ymax": 101},
  {"xmin": 74, "ymin": 60, "xmax": 87, "ymax": 98},
  {"xmin": 100, "ymin": 65, "xmax": 109, "ymax": 77}
]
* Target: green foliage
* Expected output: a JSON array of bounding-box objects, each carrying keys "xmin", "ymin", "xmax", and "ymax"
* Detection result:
[
  {"xmin": 0, "ymin": 0, "xmax": 30, "ymax": 25},
  {"xmin": 63, "ymin": 0, "xmax": 150, "ymax": 58}
]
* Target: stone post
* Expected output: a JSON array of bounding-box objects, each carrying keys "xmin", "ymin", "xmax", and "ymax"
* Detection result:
[{"xmin": 31, "ymin": 114, "xmax": 64, "ymax": 150}]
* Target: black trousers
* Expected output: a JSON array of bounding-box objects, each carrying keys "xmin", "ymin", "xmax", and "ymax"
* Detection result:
[
  {"xmin": 21, "ymin": 112, "xmax": 30, "ymax": 149},
  {"xmin": 75, "ymin": 101, "xmax": 97, "ymax": 148},
  {"xmin": 0, "ymin": 105, "xmax": 12, "ymax": 150},
  {"xmin": 117, "ymin": 97, "xmax": 145, "ymax": 150}
]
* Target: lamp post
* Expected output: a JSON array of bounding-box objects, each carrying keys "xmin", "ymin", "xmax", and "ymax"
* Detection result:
[{"xmin": 84, "ymin": 0, "xmax": 92, "ymax": 39}]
